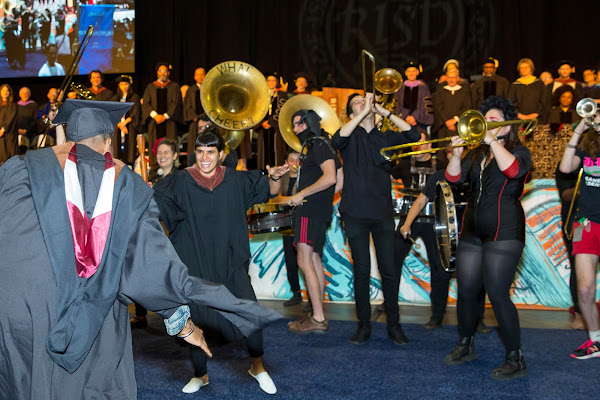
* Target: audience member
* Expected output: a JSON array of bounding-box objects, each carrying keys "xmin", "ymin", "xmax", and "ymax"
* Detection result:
[
  {"xmin": 471, "ymin": 57, "xmax": 510, "ymax": 109},
  {"xmin": 393, "ymin": 61, "xmax": 434, "ymax": 135}
]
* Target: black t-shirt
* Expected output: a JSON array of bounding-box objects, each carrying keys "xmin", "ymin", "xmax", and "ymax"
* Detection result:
[
  {"xmin": 574, "ymin": 148, "xmax": 600, "ymax": 224},
  {"xmin": 296, "ymin": 139, "xmax": 340, "ymax": 221},
  {"xmin": 287, "ymin": 176, "xmax": 297, "ymax": 196},
  {"xmin": 332, "ymin": 125, "xmax": 420, "ymax": 219}
]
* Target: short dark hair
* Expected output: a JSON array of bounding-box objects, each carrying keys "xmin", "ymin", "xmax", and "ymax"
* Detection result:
[
  {"xmin": 195, "ymin": 125, "xmax": 225, "ymax": 152},
  {"xmin": 346, "ymin": 93, "xmax": 361, "ymax": 118},
  {"xmin": 158, "ymin": 138, "xmax": 179, "ymax": 155},
  {"xmin": 285, "ymin": 148, "xmax": 300, "ymax": 159},
  {"xmin": 89, "ymin": 70, "xmax": 103, "ymax": 80}
]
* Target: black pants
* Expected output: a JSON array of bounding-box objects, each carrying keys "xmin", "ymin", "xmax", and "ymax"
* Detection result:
[
  {"xmin": 456, "ymin": 239, "xmax": 524, "ymax": 351},
  {"xmin": 283, "ymin": 235, "xmax": 301, "ymax": 293},
  {"xmin": 343, "ymin": 214, "xmax": 399, "ymax": 328},
  {"xmin": 395, "ymin": 219, "xmax": 453, "ymax": 320}
]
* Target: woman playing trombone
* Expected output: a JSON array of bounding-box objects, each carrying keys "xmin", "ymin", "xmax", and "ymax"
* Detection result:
[{"xmin": 443, "ymin": 96, "xmax": 531, "ymax": 380}]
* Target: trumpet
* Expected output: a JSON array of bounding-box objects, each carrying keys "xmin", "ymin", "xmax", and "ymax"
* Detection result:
[
  {"xmin": 576, "ymin": 98, "xmax": 599, "ymax": 130},
  {"xmin": 380, "ymin": 109, "xmax": 537, "ymax": 161}
]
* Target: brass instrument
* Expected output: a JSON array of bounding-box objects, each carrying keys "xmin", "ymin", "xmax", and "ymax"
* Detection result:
[
  {"xmin": 563, "ymin": 169, "xmax": 582, "ymax": 240},
  {"xmin": 221, "ymin": 129, "xmax": 245, "ymax": 154},
  {"xmin": 362, "ymin": 50, "xmax": 376, "ymax": 98},
  {"xmin": 361, "ymin": 50, "xmax": 403, "ymax": 97},
  {"xmin": 278, "ymin": 94, "xmax": 340, "ymax": 153},
  {"xmin": 200, "ymin": 60, "xmax": 270, "ymax": 131},
  {"xmin": 70, "ymin": 82, "xmax": 96, "ymax": 100},
  {"xmin": 576, "ymin": 97, "xmax": 599, "ymax": 130},
  {"xmin": 380, "ymin": 109, "xmax": 538, "ymax": 161}
]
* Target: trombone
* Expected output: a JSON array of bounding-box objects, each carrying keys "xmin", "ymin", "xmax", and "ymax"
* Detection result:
[
  {"xmin": 361, "ymin": 50, "xmax": 403, "ymax": 100},
  {"xmin": 379, "ymin": 109, "xmax": 537, "ymax": 161}
]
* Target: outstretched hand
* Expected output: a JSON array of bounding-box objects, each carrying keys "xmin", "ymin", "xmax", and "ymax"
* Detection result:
[{"xmin": 266, "ymin": 164, "xmax": 290, "ymax": 179}]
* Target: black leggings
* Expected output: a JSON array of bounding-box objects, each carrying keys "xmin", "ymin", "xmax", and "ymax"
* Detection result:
[{"xmin": 456, "ymin": 239, "xmax": 524, "ymax": 351}]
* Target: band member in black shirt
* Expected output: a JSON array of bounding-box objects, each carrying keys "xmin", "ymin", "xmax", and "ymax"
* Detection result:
[
  {"xmin": 332, "ymin": 92, "xmax": 419, "ymax": 345},
  {"xmin": 283, "ymin": 110, "xmax": 342, "ymax": 334}
]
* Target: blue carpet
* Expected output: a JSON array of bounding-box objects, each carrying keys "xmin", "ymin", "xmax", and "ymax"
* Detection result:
[{"xmin": 132, "ymin": 314, "xmax": 600, "ymax": 400}]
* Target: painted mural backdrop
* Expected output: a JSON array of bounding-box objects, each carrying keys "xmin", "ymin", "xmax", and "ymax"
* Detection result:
[{"xmin": 249, "ymin": 179, "xmax": 595, "ymax": 309}]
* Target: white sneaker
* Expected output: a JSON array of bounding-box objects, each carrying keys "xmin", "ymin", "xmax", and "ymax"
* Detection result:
[
  {"xmin": 181, "ymin": 377, "xmax": 209, "ymax": 393},
  {"xmin": 249, "ymin": 370, "xmax": 277, "ymax": 394}
]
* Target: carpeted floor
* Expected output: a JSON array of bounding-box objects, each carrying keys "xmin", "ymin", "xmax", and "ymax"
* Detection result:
[{"xmin": 133, "ymin": 314, "xmax": 600, "ymax": 400}]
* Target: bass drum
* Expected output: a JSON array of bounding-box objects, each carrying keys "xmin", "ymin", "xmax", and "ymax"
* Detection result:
[{"xmin": 434, "ymin": 181, "xmax": 470, "ymax": 272}]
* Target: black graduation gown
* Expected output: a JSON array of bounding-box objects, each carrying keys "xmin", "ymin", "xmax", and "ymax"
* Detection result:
[
  {"xmin": 142, "ymin": 80, "xmax": 183, "ymax": 172},
  {"xmin": 0, "ymin": 146, "xmax": 280, "ymax": 400},
  {"xmin": 154, "ymin": 167, "xmax": 270, "ymax": 340},
  {"xmin": 17, "ymin": 101, "xmax": 39, "ymax": 139},
  {"xmin": 470, "ymin": 75, "xmax": 510, "ymax": 109},
  {"xmin": 90, "ymin": 86, "xmax": 114, "ymax": 101},
  {"xmin": 256, "ymin": 90, "xmax": 288, "ymax": 169},
  {"xmin": 508, "ymin": 79, "xmax": 547, "ymax": 118},
  {"xmin": 111, "ymin": 92, "xmax": 141, "ymax": 164},
  {"xmin": 432, "ymin": 85, "xmax": 472, "ymax": 139},
  {"xmin": 184, "ymin": 83, "xmax": 204, "ymax": 160},
  {"xmin": 0, "ymin": 102, "xmax": 17, "ymax": 164}
]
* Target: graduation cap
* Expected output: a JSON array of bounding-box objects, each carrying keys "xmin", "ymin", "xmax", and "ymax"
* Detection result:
[
  {"xmin": 443, "ymin": 59, "xmax": 459, "ymax": 72},
  {"xmin": 482, "ymin": 57, "xmax": 499, "ymax": 69},
  {"xmin": 115, "ymin": 74, "xmax": 133, "ymax": 84},
  {"xmin": 403, "ymin": 61, "xmax": 423, "ymax": 73},
  {"xmin": 53, "ymin": 99, "xmax": 134, "ymax": 142},
  {"xmin": 556, "ymin": 59, "xmax": 575, "ymax": 70}
]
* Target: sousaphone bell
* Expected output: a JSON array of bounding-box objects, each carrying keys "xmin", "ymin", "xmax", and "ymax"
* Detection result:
[{"xmin": 278, "ymin": 94, "xmax": 341, "ymax": 153}]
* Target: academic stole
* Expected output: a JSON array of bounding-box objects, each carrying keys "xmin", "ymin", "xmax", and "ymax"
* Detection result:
[{"xmin": 64, "ymin": 144, "xmax": 115, "ymax": 278}]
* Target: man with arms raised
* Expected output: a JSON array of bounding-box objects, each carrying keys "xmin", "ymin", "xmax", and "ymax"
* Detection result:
[{"xmin": 332, "ymin": 92, "xmax": 419, "ymax": 345}]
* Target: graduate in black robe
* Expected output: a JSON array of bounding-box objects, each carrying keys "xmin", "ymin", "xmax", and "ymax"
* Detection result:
[
  {"xmin": 154, "ymin": 126, "xmax": 289, "ymax": 395},
  {"xmin": 0, "ymin": 100, "xmax": 280, "ymax": 400},
  {"xmin": 111, "ymin": 75, "xmax": 141, "ymax": 164},
  {"xmin": 183, "ymin": 67, "xmax": 206, "ymax": 146},
  {"xmin": 432, "ymin": 71, "xmax": 471, "ymax": 140},
  {"xmin": 88, "ymin": 70, "xmax": 115, "ymax": 101},
  {"xmin": 0, "ymin": 84, "xmax": 18, "ymax": 165},
  {"xmin": 256, "ymin": 73, "xmax": 288, "ymax": 170},
  {"xmin": 547, "ymin": 85, "xmax": 581, "ymax": 133},
  {"xmin": 508, "ymin": 58, "xmax": 547, "ymax": 122},
  {"xmin": 471, "ymin": 57, "xmax": 510, "ymax": 109},
  {"xmin": 393, "ymin": 61, "xmax": 434, "ymax": 134},
  {"xmin": 142, "ymin": 62, "xmax": 183, "ymax": 175}
]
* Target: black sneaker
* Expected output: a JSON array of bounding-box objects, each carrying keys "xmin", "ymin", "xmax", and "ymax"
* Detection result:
[
  {"xmin": 283, "ymin": 292, "xmax": 302, "ymax": 307},
  {"xmin": 130, "ymin": 315, "xmax": 147, "ymax": 329},
  {"xmin": 423, "ymin": 317, "xmax": 443, "ymax": 330},
  {"xmin": 477, "ymin": 320, "xmax": 491, "ymax": 334},
  {"xmin": 444, "ymin": 337, "xmax": 476, "ymax": 365},
  {"xmin": 349, "ymin": 325, "xmax": 371, "ymax": 345},
  {"xmin": 388, "ymin": 325, "xmax": 409, "ymax": 346},
  {"xmin": 491, "ymin": 350, "xmax": 527, "ymax": 380}
]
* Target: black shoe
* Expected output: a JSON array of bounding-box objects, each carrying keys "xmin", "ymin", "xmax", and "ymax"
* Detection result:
[
  {"xmin": 491, "ymin": 350, "xmax": 527, "ymax": 380},
  {"xmin": 349, "ymin": 325, "xmax": 371, "ymax": 345},
  {"xmin": 477, "ymin": 320, "xmax": 491, "ymax": 334},
  {"xmin": 302, "ymin": 300, "xmax": 313, "ymax": 313},
  {"xmin": 444, "ymin": 337, "xmax": 476, "ymax": 365},
  {"xmin": 283, "ymin": 292, "xmax": 302, "ymax": 307},
  {"xmin": 423, "ymin": 317, "xmax": 443, "ymax": 330},
  {"xmin": 388, "ymin": 325, "xmax": 409, "ymax": 346},
  {"xmin": 130, "ymin": 315, "xmax": 147, "ymax": 329}
]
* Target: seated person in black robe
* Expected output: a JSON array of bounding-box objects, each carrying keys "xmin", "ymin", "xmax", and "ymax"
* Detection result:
[
  {"xmin": 0, "ymin": 100, "xmax": 280, "ymax": 400},
  {"xmin": 153, "ymin": 126, "xmax": 289, "ymax": 395},
  {"xmin": 548, "ymin": 85, "xmax": 581, "ymax": 133}
]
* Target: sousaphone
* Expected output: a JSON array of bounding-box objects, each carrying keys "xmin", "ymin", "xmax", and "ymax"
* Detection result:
[{"xmin": 278, "ymin": 94, "xmax": 340, "ymax": 153}]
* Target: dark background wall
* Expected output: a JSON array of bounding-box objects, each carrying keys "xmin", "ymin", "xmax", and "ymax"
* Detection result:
[{"xmin": 7, "ymin": 0, "xmax": 600, "ymax": 101}]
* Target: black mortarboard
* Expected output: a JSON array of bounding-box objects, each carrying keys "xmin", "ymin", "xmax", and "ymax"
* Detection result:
[
  {"xmin": 53, "ymin": 99, "xmax": 134, "ymax": 142},
  {"xmin": 115, "ymin": 74, "xmax": 133, "ymax": 84},
  {"xmin": 154, "ymin": 61, "xmax": 172, "ymax": 72},
  {"xmin": 482, "ymin": 57, "xmax": 499, "ymax": 68},
  {"xmin": 556, "ymin": 59, "xmax": 575, "ymax": 70},
  {"xmin": 403, "ymin": 61, "xmax": 423, "ymax": 73}
]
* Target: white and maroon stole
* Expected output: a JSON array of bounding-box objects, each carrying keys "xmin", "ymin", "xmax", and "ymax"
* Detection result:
[{"xmin": 64, "ymin": 144, "xmax": 115, "ymax": 278}]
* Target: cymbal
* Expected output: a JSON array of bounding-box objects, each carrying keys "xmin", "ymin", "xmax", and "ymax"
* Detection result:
[{"xmin": 398, "ymin": 187, "xmax": 422, "ymax": 197}]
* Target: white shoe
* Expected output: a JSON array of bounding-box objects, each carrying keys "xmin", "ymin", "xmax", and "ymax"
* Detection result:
[
  {"xmin": 181, "ymin": 377, "xmax": 209, "ymax": 393},
  {"xmin": 249, "ymin": 370, "xmax": 277, "ymax": 394}
]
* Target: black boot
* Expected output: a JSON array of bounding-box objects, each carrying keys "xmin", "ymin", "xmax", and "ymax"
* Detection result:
[
  {"xmin": 444, "ymin": 337, "xmax": 476, "ymax": 365},
  {"xmin": 491, "ymin": 349, "xmax": 527, "ymax": 380}
]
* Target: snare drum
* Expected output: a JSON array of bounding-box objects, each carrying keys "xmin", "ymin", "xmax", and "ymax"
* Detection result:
[{"xmin": 394, "ymin": 197, "xmax": 435, "ymax": 219}]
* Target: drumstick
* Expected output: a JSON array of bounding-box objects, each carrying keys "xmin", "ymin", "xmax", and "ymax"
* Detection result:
[
  {"xmin": 406, "ymin": 233, "xmax": 422, "ymax": 249},
  {"xmin": 268, "ymin": 200, "xmax": 307, "ymax": 205}
]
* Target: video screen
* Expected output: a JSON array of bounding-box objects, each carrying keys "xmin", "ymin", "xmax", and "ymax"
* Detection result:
[{"xmin": 0, "ymin": 0, "xmax": 134, "ymax": 78}]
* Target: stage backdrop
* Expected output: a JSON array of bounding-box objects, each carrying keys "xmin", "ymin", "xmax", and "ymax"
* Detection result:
[{"xmin": 248, "ymin": 178, "xmax": 598, "ymax": 310}]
